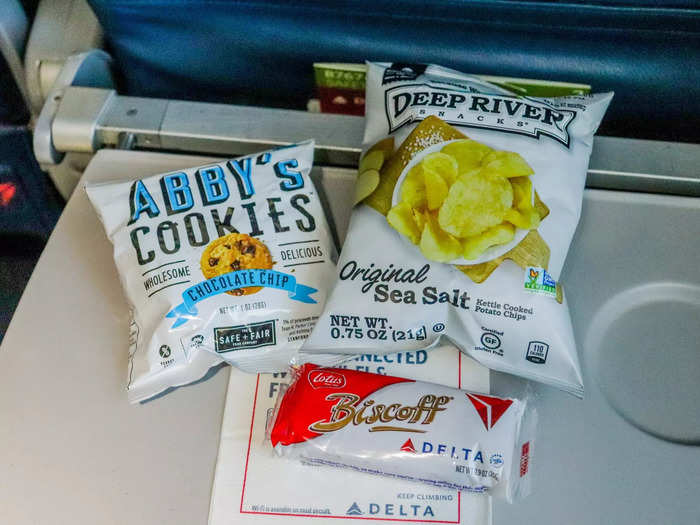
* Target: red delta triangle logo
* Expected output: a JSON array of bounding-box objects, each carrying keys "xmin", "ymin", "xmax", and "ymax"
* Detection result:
[
  {"xmin": 400, "ymin": 438, "xmax": 416, "ymax": 453},
  {"xmin": 466, "ymin": 393, "xmax": 513, "ymax": 430}
]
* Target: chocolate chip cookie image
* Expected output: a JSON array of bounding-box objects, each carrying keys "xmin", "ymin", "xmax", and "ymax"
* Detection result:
[{"xmin": 200, "ymin": 233, "xmax": 273, "ymax": 296}]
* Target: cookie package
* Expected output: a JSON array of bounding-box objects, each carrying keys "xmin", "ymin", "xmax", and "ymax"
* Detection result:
[
  {"xmin": 86, "ymin": 141, "xmax": 337, "ymax": 403},
  {"xmin": 270, "ymin": 364, "xmax": 535, "ymax": 503},
  {"xmin": 302, "ymin": 63, "xmax": 614, "ymax": 396}
]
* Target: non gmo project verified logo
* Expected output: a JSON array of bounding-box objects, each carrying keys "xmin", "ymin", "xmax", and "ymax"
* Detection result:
[{"xmin": 523, "ymin": 267, "xmax": 557, "ymax": 298}]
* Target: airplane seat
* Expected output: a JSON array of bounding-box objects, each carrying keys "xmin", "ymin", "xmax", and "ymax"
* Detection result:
[
  {"xmin": 86, "ymin": 0, "xmax": 700, "ymax": 142},
  {"xmin": 1, "ymin": 3, "xmax": 699, "ymax": 525}
]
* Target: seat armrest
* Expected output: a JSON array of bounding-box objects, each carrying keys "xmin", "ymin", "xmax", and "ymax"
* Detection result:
[{"xmin": 33, "ymin": 49, "xmax": 114, "ymax": 168}]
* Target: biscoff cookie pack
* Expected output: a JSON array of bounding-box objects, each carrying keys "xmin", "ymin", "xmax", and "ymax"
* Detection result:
[
  {"xmin": 270, "ymin": 364, "xmax": 536, "ymax": 502},
  {"xmin": 303, "ymin": 63, "xmax": 613, "ymax": 396},
  {"xmin": 86, "ymin": 141, "xmax": 336, "ymax": 402}
]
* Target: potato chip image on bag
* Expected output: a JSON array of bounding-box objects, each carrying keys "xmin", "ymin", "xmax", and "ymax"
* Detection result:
[
  {"xmin": 302, "ymin": 63, "xmax": 614, "ymax": 397},
  {"xmin": 86, "ymin": 141, "xmax": 337, "ymax": 403}
]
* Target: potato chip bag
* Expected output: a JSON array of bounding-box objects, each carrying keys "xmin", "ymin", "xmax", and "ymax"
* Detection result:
[{"xmin": 302, "ymin": 63, "xmax": 613, "ymax": 396}]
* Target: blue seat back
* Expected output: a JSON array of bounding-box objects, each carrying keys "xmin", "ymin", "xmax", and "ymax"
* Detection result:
[{"xmin": 89, "ymin": 0, "xmax": 700, "ymax": 142}]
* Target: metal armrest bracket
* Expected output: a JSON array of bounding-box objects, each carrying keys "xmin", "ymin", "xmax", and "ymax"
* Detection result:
[
  {"xmin": 33, "ymin": 49, "xmax": 113, "ymax": 166},
  {"xmin": 43, "ymin": 83, "xmax": 700, "ymax": 198}
]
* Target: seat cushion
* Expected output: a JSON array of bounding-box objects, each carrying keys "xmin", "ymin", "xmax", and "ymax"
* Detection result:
[{"xmin": 89, "ymin": 0, "xmax": 700, "ymax": 142}]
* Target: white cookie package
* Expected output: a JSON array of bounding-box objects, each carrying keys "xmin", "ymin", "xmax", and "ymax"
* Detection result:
[
  {"xmin": 270, "ymin": 364, "xmax": 535, "ymax": 503},
  {"xmin": 86, "ymin": 141, "xmax": 336, "ymax": 402}
]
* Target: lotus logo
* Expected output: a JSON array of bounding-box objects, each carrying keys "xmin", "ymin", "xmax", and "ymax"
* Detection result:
[
  {"xmin": 466, "ymin": 393, "xmax": 513, "ymax": 430},
  {"xmin": 308, "ymin": 370, "xmax": 346, "ymax": 389}
]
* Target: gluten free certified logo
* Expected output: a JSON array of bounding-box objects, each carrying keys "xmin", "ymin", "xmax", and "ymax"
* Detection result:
[
  {"xmin": 476, "ymin": 327, "xmax": 504, "ymax": 357},
  {"xmin": 480, "ymin": 332, "xmax": 501, "ymax": 351}
]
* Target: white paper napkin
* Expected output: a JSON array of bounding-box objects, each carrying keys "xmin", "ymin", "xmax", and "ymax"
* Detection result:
[{"xmin": 209, "ymin": 345, "xmax": 492, "ymax": 525}]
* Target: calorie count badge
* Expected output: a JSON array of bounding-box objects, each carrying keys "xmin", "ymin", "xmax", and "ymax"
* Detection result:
[{"xmin": 525, "ymin": 340, "xmax": 549, "ymax": 364}]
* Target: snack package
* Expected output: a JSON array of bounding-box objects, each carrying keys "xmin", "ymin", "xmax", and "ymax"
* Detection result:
[
  {"xmin": 270, "ymin": 364, "xmax": 535, "ymax": 503},
  {"xmin": 312, "ymin": 62, "xmax": 592, "ymax": 118},
  {"xmin": 303, "ymin": 63, "xmax": 614, "ymax": 396},
  {"xmin": 86, "ymin": 141, "xmax": 337, "ymax": 403},
  {"xmin": 314, "ymin": 62, "xmax": 367, "ymax": 115}
]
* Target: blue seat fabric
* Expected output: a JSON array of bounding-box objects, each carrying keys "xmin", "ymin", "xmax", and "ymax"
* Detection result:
[{"xmin": 89, "ymin": 0, "xmax": 700, "ymax": 142}]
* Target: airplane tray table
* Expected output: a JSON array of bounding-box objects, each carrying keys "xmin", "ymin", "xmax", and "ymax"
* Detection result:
[{"xmin": 1, "ymin": 149, "xmax": 699, "ymax": 524}]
